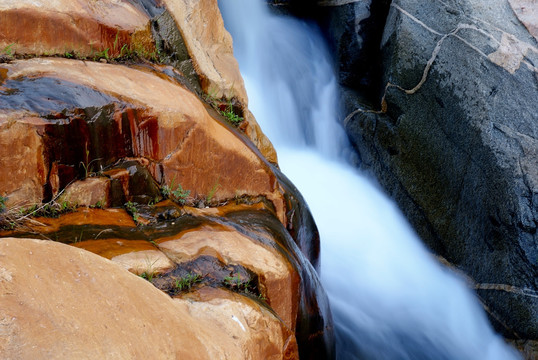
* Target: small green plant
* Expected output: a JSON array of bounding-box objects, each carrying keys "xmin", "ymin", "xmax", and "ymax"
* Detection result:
[
  {"xmin": 206, "ymin": 182, "xmax": 220, "ymax": 204},
  {"xmin": 120, "ymin": 43, "xmax": 130, "ymax": 57},
  {"xmin": 174, "ymin": 273, "xmax": 202, "ymax": 291},
  {"xmin": 124, "ymin": 201, "xmax": 140, "ymax": 223},
  {"xmin": 223, "ymin": 273, "xmax": 252, "ymax": 293},
  {"xmin": 0, "ymin": 196, "xmax": 76, "ymax": 230},
  {"xmin": 140, "ymin": 271, "xmax": 154, "ymax": 281},
  {"xmin": 3, "ymin": 43, "xmax": 14, "ymax": 56},
  {"xmin": 220, "ymin": 103, "xmax": 243, "ymax": 126},
  {"xmin": 161, "ymin": 177, "xmax": 190, "ymax": 205},
  {"xmin": 113, "ymin": 31, "xmax": 120, "ymax": 53},
  {"xmin": 93, "ymin": 48, "xmax": 110, "ymax": 61},
  {"xmin": 0, "ymin": 196, "xmax": 6, "ymax": 213},
  {"xmin": 90, "ymin": 200, "xmax": 104, "ymax": 209},
  {"xmin": 79, "ymin": 148, "xmax": 102, "ymax": 179},
  {"xmin": 139, "ymin": 257, "xmax": 159, "ymax": 282},
  {"xmin": 19, "ymin": 200, "xmax": 77, "ymax": 218}
]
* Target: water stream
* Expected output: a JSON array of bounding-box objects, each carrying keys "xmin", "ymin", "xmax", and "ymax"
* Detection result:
[{"xmin": 219, "ymin": 1, "xmax": 521, "ymax": 359}]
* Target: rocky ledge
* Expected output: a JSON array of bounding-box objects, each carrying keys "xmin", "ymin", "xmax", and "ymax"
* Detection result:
[{"xmin": 0, "ymin": 0, "xmax": 334, "ymax": 359}]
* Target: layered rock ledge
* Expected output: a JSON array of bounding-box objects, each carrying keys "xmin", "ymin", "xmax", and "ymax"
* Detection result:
[{"xmin": 0, "ymin": 0, "xmax": 334, "ymax": 358}]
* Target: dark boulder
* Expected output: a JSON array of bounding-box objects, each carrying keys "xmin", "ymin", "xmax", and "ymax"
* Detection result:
[
  {"xmin": 343, "ymin": 0, "xmax": 538, "ymax": 340},
  {"xmin": 316, "ymin": 0, "xmax": 392, "ymax": 98}
]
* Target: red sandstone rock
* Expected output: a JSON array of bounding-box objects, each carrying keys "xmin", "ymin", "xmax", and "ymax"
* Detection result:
[{"xmin": 0, "ymin": 117, "xmax": 47, "ymax": 207}]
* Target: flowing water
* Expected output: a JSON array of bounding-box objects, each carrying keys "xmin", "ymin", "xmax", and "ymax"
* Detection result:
[{"xmin": 219, "ymin": 1, "xmax": 521, "ymax": 359}]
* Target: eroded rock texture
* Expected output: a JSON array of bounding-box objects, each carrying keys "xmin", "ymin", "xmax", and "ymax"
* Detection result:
[
  {"xmin": 0, "ymin": 58, "xmax": 284, "ymax": 217},
  {"xmin": 338, "ymin": 0, "xmax": 538, "ymax": 342},
  {"xmin": 0, "ymin": 0, "xmax": 333, "ymax": 358},
  {"xmin": 0, "ymin": 0, "xmax": 276, "ymax": 163}
]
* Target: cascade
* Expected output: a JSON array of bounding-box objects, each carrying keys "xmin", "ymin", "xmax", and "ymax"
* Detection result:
[{"xmin": 219, "ymin": 1, "xmax": 521, "ymax": 359}]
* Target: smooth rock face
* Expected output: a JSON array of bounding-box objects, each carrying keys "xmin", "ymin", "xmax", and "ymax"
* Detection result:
[
  {"xmin": 343, "ymin": 0, "xmax": 538, "ymax": 339},
  {"xmin": 509, "ymin": 0, "xmax": 538, "ymax": 42},
  {"xmin": 159, "ymin": 0, "xmax": 278, "ymax": 163},
  {"xmin": 0, "ymin": 58, "xmax": 285, "ymax": 220},
  {"xmin": 0, "ymin": 0, "xmax": 276, "ymax": 164},
  {"xmin": 157, "ymin": 221, "xmax": 301, "ymax": 330},
  {"xmin": 161, "ymin": 0, "xmax": 246, "ymax": 103},
  {"xmin": 0, "ymin": 0, "xmax": 154, "ymax": 58},
  {"xmin": 0, "ymin": 237, "xmax": 298, "ymax": 359}
]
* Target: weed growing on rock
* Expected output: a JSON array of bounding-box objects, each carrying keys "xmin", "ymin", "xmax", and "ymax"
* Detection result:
[
  {"xmin": 89, "ymin": 200, "xmax": 104, "ymax": 209},
  {"xmin": 206, "ymin": 182, "xmax": 220, "ymax": 204},
  {"xmin": 174, "ymin": 273, "xmax": 202, "ymax": 292},
  {"xmin": 140, "ymin": 271, "xmax": 155, "ymax": 282},
  {"xmin": 203, "ymin": 94, "xmax": 244, "ymax": 127},
  {"xmin": 0, "ymin": 196, "xmax": 6, "ymax": 213},
  {"xmin": 19, "ymin": 200, "xmax": 77, "ymax": 218},
  {"xmin": 124, "ymin": 201, "xmax": 140, "ymax": 224},
  {"xmin": 0, "ymin": 199, "xmax": 78, "ymax": 231},
  {"xmin": 223, "ymin": 273, "xmax": 256, "ymax": 295},
  {"xmin": 161, "ymin": 177, "xmax": 190, "ymax": 205},
  {"xmin": 3, "ymin": 43, "xmax": 14, "ymax": 56},
  {"xmin": 139, "ymin": 257, "xmax": 159, "ymax": 282},
  {"xmin": 79, "ymin": 148, "xmax": 103, "ymax": 179},
  {"xmin": 220, "ymin": 103, "xmax": 243, "ymax": 126}
]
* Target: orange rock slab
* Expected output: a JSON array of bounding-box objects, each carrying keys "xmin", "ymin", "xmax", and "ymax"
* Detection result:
[
  {"xmin": 0, "ymin": 237, "xmax": 298, "ymax": 359},
  {"xmin": 156, "ymin": 222, "xmax": 300, "ymax": 331},
  {"xmin": 0, "ymin": 58, "xmax": 285, "ymax": 221},
  {"xmin": 0, "ymin": 118, "xmax": 47, "ymax": 206},
  {"xmin": 73, "ymin": 239, "xmax": 176, "ymax": 276},
  {"xmin": 0, "ymin": 0, "xmax": 153, "ymax": 58},
  {"xmin": 161, "ymin": 0, "xmax": 278, "ymax": 163}
]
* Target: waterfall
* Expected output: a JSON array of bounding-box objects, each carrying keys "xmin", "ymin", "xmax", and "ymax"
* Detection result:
[{"xmin": 219, "ymin": 1, "xmax": 521, "ymax": 359}]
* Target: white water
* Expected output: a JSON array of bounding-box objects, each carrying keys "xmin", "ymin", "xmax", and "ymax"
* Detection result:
[{"xmin": 219, "ymin": 1, "xmax": 521, "ymax": 359}]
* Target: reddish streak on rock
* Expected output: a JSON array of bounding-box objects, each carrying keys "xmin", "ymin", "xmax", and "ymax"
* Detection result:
[
  {"xmin": 0, "ymin": 8, "xmax": 136, "ymax": 57},
  {"xmin": 136, "ymin": 114, "xmax": 160, "ymax": 160}
]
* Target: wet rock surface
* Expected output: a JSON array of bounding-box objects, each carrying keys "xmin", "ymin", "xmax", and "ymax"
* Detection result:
[
  {"xmin": 0, "ymin": 1, "xmax": 334, "ymax": 358},
  {"xmin": 0, "ymin": 58, "xmax": 284, "ymax": 217},
  {"xmin": 0, "ymin": 0, "xmax": 276, "ymax": 162},
  {"xmin": 1, "ymin": 203, "xmax": 334, "ymax": 358},
  {"xmin": 0, "ymin": 237, "xmax": 299, "ymax": 359},
  {"xmin": 325, "ymin": 0, "xmax": 538, "ymax": 343}
]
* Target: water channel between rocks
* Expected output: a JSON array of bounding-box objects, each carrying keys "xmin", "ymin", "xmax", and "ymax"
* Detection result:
[{"xmin": 219, "ymin": 1, "xmax": 522, "ymax": 359}]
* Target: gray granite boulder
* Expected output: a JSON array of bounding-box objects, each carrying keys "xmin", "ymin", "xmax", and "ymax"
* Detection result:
[
  {"xmin": 345, "ymin": 0, "xmax": 538, "ymax": 339},
  {"xmin": 344, "ymin": 0, "xmax": 538, "ymax": 340}
]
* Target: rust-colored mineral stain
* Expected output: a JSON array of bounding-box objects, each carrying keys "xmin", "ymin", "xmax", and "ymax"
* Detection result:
[
  {"xmin": 72, "ymin": 238, "xmax": 155, "ymax": 259},
  {"xmin": 0, "ymin": 6, "xmax": 151, "ymax": 57},
  {"xmin": 0, "ymin": 68, "xmax": 8, "ymax": 84},
  {"xmin": 98, "ymin": 24, "xmax": 131, "ymax": 57},
  {"xmin": 136, "ymin": 114, "xmax": 160, "ymax": 160},
  {"xmin": 33, "ymin": 208, "xmax": 136, "ymax": 232}
]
